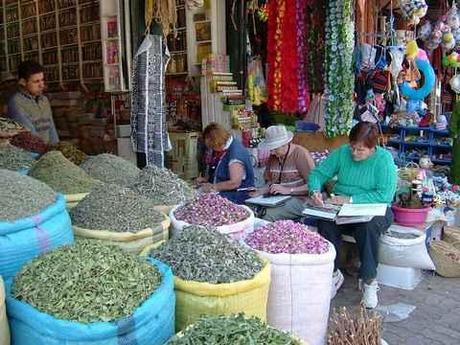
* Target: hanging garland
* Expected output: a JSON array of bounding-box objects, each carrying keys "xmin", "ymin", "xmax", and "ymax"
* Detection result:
[
  {"xmin": 324, "ymin": 0, "xmax": 355, "ymax": 137},
  {"xmin": 266, "ymin": 0, "xmax": 310, "ymax": 114}
]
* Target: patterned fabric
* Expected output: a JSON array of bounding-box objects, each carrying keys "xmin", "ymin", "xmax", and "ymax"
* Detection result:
[{"xmin": 131, "ymin": 34, "xmax": 171, "ymax": 167}]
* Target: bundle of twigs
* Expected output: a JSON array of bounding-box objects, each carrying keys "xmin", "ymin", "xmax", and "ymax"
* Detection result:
[
  {"xmin": 145, "ymin": 0, "xmax": 177, "ymax": 37},
  {"xmin": 328, "ymin": 306, "xmax": 382, "ymax": 345}
]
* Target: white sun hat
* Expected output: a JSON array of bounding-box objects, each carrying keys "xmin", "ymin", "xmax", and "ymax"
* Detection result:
[{"xmin": 258, "ymin": 125, "xmax": 294, "ymax": 151}]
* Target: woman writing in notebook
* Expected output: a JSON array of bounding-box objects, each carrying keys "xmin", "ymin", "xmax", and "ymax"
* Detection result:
[
  {"xmin": 255, "ymin": 125, "xmax": 315, "ymax": 221},
  {"xmin": 308, "ymin": 121, "xmax": 397, "ymax": 309}
]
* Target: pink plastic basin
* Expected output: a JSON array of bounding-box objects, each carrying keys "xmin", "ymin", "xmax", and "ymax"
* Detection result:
[{"xmin": 391, "ymin": 204, "xmax": 430, "ymax": 226}]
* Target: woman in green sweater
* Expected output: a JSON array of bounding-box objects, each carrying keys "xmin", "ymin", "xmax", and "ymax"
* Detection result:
[{"xmin": 308, "ymin": 121, "xmax": 397, "ymax": 309}]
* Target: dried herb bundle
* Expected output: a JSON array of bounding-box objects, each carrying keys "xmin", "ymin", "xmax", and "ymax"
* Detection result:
[
  {"xmin": 0, "ymin": 117, "xmax": 24, "ymax": 136},
  {"xmin": 13, "ymin": 240, "xmax": 162, "ymax": 323},
  {"xmin": 10, "ymin": 131, "xmax": 49, "ymax": 154},
  {"xmin": 50, "ymin": 141, "xmax": 87, "ymax": 165},
  {"xmin": 81, "ymin": 153, "xmax": 140, "ymax": 187},
  {"xmin": 130, "ymin": 166, "xmax": 195, "ymax": 205},
  {"xmin": 0, "ymin": 169, "xmax": 56, "ymax": 221},
  {"xmin": 167, "ymin": 313, "xmax": 302, "ymax": 345},
  {"xmin": 151, "ymin": 225, "xmax": 263, "ymax": 283},
  {"xmin": 0, "ymin": 143, "xmax": 35, "ymax": 170},
  {"xmin": 328, "ymin": 306, "xmax": 382, "ymax": 345},
  {"xmin": 28, "ymin": 151, "xmax": 99, "ymax": 194},
  {"xmin": 71, "ymin": 183, "xmax": 164, "ymax": 232}
]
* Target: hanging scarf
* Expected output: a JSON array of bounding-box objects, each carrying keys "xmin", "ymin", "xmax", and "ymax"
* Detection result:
[{"xmin": 131, "ymin": 34, "xmax": 171, "ymax": 167}]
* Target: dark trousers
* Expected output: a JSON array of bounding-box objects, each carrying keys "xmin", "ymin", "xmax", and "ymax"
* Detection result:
[{"xmin": 317, "ymin": 208, "xmax": 393, "ymax": 281}]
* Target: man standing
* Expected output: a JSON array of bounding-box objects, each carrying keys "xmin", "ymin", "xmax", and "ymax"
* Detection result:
[{"xmin": 8, "ymin": 61, "xmax": 59, "ymax": 144}]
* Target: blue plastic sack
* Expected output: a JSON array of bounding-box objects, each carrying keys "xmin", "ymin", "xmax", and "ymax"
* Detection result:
[
  {"xmin": 6, "ymin": 258, "xmax": 175, "ymax": 345},
  {"xmin": 0, "ymin": 194, "xmax": 74, "ymax": 280}
]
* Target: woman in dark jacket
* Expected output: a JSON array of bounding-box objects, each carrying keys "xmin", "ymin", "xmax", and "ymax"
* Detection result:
[{"xmin": 197, "ymin": 122, "xmax": 255, "ymax": 204}]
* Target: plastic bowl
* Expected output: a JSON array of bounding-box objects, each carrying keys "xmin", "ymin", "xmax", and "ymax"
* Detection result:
[{"xmin": 391, "ymin": 204, "xmax": 430, "ymax": 226}]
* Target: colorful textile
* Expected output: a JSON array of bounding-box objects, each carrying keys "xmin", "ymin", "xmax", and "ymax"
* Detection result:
[
  {"xmin": 131, "ymin": 34, "xmax": 171, "ymax": 167},
  {"xmin": 266, "ymin": 0, "xmax": 310, "ymax": 113}
]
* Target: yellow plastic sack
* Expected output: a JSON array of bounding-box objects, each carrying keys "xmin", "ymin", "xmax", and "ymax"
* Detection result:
[
  {"xmin": 65, "ymin": 193, "xmax": 89, "ymax": 210},
  {"xmin": 139, "ymin": 241, "xmax": 166, "ymax": 256},
  {"xmin": 0, "ymin": 276, "xmax": 10, "ymax": 345},
  {"xmin": 73, "ymin": 214, "xmax": 170, "ymax": 254},
  {"xmin": 174, "ymin": 259, "xmax": 271, "ymax": 331}
]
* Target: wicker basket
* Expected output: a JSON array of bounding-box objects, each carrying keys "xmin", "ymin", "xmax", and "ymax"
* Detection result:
[
  {"xmin": 443, "ymin": 226, "xmax": 460, "ymax": 244},
  {"xmin": 429, "ymin": 240, "xmax": 460, "ymax": 278}
]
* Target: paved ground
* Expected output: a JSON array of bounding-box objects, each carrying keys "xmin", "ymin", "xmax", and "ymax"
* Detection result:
[{"xmin": 332, "ymin": 271, "xmax": 460, "ymax": 345}]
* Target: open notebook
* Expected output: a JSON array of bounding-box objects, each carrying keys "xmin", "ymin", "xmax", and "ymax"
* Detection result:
[
  {"xmin": 302, "ymin": 203, "xmax": 387, "ymax": 224},
  {"xmin": 245, "ymin": 195, "xmax": 292, "ymax": 207}
]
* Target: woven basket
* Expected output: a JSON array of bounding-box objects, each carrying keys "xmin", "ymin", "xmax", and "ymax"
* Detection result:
[
  {"xmin": 398, "ymin": 162, "xmax": 420, "ymax": 182},
  {"xmin": 443, "ymin": 226, "xmax": 460, "ymax": 244},
  {"xmin": 429, "ymin": 240, "xmax": 460, "ymax": 278}
]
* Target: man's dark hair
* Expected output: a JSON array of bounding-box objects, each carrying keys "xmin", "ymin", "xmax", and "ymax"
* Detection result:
[{"xmin": 17, "ymin": 61, "xmax": 44, "ymax": 80}]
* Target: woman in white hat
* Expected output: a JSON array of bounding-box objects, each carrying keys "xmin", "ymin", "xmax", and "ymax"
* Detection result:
[{"xmin": 256, "ymin": 125, "xmax": 315, "ymax": 221}]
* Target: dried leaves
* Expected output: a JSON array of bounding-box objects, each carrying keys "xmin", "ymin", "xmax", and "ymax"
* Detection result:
[
  {"xmin": 28, "ymin": 151, "xmax": 100, "ymax": 194},
  {"xmin": 0, "ymin": 169, "xmax": 56, "ymax": 221},
  {"xmin": 150, "ymin": 226, "xmax": 263, "ymax": 283},
  {"xmin": 50, "ymin": 141, "xmax": 87, "ymax": 165},
  {"xmin": 167, "ymin": 313, "xmax": 302, "ymax": 345},
  {"xmin": 246, "ymin": 220, "xmax": 329, "ymax": 254},
  {"xmin": 174, "ymin": 194, "xmax": 250, "ymax": 226},
  {"xmin": 10, "ymin": 131, "xmax": 49, "ymax": 154},
  {"xmin": 13, "ymin": 240, "xmax": 162, "ymax": 323},
  {"xmin": 130, "ymin": 166, "xmax": 195, "ymax": 205},
  {"xmin": 81, "ymin": 153, "xmax": 140, "ymax": 187},
  {"xmin": 0, "ymin": 143, "xmax": 35, "ymax": 170},
  {"xmin": 70, "ymin": 183, "xmax": 164, "ymax": 232}
]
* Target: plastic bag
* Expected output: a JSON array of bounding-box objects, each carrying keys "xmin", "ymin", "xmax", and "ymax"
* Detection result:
[
  {"xmin": 174, "ymin": 258, "xmax": 270, "ymax": 332},
  {"xmin": 379, "ymin": 224, "xmax": 435, "ymax": 270},
  {"xmin": 73, "ymin": 214, "xmax": 170, "ymax": 254},
  {"xmin": 246, "ymin": 242, "xmax": 336, "ymax": 345},
  {"xmin": 6, "ymin": 258, "xmax": 175, "ymax": 345},
  {"xmin": 247, "ymin": 58, "xmax": 267, "ymax": 106},
  {"xmin": 0, "ymin": 194, "xmax": 74, "ymax": 280},
  {"xmin": 0, "ymin": 276, "xmax": 10, "ymax": 345}
]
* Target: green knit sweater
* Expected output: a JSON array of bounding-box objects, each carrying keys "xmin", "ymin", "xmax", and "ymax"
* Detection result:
[{"xmin": 308, "ymin": 144, "xmax": 397, "ymax": 204}]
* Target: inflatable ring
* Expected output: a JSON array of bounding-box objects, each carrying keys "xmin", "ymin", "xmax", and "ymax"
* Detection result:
[{"xmin": 400, "ymin": 56, "xmax": 435, "ymax": 101}]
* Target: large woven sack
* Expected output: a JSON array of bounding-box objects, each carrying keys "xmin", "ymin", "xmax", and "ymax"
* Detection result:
[
  {"xmin": 6, "ymin": 258, "xmax": 175, "ymax": 345},
  {"xmin": 169, "ymin": 205, "xmax": 255, "ymax": 240},
  {"xmin": 0, "ymin": 194, "xmax": 74, "ymax": 280},
  {"xmin": 73, "ymin": 214, "xmax": 170, "ymax": 254},
  {"xmin": 0, "ymin": 276, "xmax": 10, "ymax": 345},
  {"xmin": 379, "ymin": 225, "xmax": 435, "ymax": 270},
  {"xmin": 246, "ymin": 242, "xmax": 336, "ymax": 345},
  {"xmin": 174, "ymin": 258, "xmax": 270, "ymax": 332},
  {"xmin": 443, "ymin": 226, "xmax": 460, "ymax": 244},
  {"xmin": 153, "ymin": 204, "xmax": 176, "ymax": 215},
  {"xmin": 429, "ymin": 240, "xmax": 460, "ymax": 278},
  {"xmin": 65, "ymin": 193, "xmax": 89, "ymax": 210}
]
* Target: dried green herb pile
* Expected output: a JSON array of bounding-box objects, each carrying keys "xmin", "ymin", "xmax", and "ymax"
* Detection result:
[
  {"xmin": 81, "ymin": 153, "xmax": 140, "ymax": 187},
  {"xmin": 28, "ymin": 151, "xmax": 99, "ymax": 194},
  {"xmin": 0, "ymin": 143, "xmax": 35, "ymax": 170},
  {"xmin": 0, "ymin": 169, "xmax": 56, "ymax": 221},
  {"xmin": 150, "ymin": 226, "xmax": 263, "ymax": 283},
  {"xmin": 167, "ymin": 314, "xmax": 302, "ymax": 345},
  {"xmin": 71, "ymin": 183, "xmax": 165, "ymax": 232},
  {"xmin": 50, "ymin": 141, "xmax": 87, "ymax": 165},
  {"xmin": 13, "ymin": 240, "xmax": 162, "ymax": 323},
  {"xmin": 0, "ymin": 117, "xmax": 24, "ymax": 136},
  {"xmin": 130, "ymin": 166, "xmax": 195, "ymax": 205}
]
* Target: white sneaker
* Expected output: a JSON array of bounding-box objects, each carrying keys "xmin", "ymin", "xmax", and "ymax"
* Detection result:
[
  {"xmin": 330, "ymin": 269, "xmax": 344, "ymax": 299},
  {"xmin": 362, "ymin": 280, "xmax": 379, "ymax": 309}
]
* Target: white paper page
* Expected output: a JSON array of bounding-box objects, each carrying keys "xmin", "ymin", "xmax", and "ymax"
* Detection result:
[{"xmin": 338, "ymin": 203, "xmax": 387, "ymax": 217}]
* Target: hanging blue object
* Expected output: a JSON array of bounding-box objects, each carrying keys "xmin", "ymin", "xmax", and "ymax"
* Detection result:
[{"xmin": 400, "ymin": 50, "xmax": 435, "ymax": 101}]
